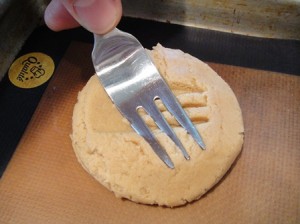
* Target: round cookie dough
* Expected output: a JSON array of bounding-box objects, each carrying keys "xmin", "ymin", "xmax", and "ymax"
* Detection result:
[{"xmin": 71, "ymin": 44, "xmax": 244, "ymax": 207}]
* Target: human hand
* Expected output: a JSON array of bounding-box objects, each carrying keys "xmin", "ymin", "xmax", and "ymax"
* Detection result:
[{"xmin": 44, "ymin": 0, "xmax": 122, "ymax": 34}]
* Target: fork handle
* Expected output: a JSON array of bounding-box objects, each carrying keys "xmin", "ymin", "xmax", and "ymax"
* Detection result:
[{"xmin": 92, "ymin": 28, "xmax": 141, "ymax": 68}]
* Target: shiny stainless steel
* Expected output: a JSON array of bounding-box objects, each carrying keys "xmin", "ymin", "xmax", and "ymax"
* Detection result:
[{"xmin": 92, "ymin": 28, "xmax": 205, "ymax": 168}]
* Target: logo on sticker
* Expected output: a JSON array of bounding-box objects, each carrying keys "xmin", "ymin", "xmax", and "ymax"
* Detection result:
[{"xmin": 9, "ymin": 52, "xmax": 55, "ymax": 88}]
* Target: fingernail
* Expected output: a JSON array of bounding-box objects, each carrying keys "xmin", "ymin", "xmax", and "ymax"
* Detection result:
[{"xmin": 73, "ymin": 0, "xmax": 95, "ymax": 7}]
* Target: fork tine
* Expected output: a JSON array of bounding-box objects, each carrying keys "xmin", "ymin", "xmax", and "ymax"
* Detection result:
[
  {"xmin": 159, "ymin": 86, "xmax": 206, "ymax": 150},
  {"xmin": 127, "ymin": 110, "xmax": 175, "ymax": 169},
  {"xmin": 142, "ymin": 99, "xmax": 190, "ymax": 160},
  {"xmin": 93, "ymin": 29, "xmax": 206, "ymax": 168}
]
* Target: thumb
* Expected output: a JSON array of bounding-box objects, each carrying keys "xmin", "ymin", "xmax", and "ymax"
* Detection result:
[{"xmin": 62, "ymin": 0, "xmax": 122, "ymax": 34}]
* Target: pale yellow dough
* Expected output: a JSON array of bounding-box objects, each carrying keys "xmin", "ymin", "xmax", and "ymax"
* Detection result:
[{"xmin": 71, "ymin": 44, "xmax": 244, "ymax": 207}]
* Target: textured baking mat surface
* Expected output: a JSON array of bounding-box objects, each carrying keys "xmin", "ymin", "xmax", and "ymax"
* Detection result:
[{"xmin": 0, "ymin": 41, "xmax": 299, "ymax": 223}]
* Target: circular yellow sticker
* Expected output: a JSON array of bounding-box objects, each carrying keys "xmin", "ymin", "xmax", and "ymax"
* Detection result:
[{"xmin": 8, "ymin": 52, "xmax": 55, "ymax": 89}]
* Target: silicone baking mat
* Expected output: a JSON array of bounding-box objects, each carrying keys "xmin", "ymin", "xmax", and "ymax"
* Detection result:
[
  {"xmin": 0, "ymin": 18, "xmax": 299, "ymax": 223},
  {"xmin": 1, "ymin": 17, "xmax": 299, "ymax": 176}
]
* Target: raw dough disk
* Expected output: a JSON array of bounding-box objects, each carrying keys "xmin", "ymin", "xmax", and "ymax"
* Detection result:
[{"xmin": 71, "ymin": 44, "xmax": 244, "ymax": 207}]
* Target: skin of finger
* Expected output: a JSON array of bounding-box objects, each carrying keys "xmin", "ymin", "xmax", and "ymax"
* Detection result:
[
  {"xmin": 61, "ymin": 0, "xmax": 122, "ymax": 34},
  {"xmin": 44, "ymin": 0, "xmax": 80, "ymax": 31}
]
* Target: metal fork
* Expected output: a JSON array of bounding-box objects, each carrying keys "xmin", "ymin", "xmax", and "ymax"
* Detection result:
[{"xmin": 92, "ymin": 28, "xmax": 205, "ymax": 169}]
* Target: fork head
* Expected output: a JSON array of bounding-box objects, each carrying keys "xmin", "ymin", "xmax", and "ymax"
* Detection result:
[{"xmin": 92, "ymin": 28, "xmax": 205, "ymax": 169}]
